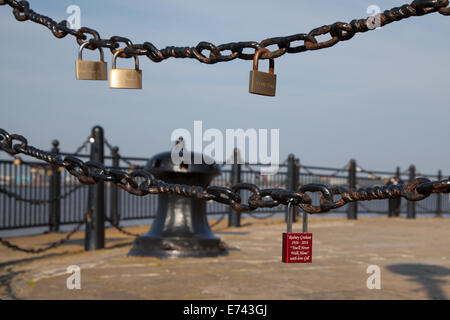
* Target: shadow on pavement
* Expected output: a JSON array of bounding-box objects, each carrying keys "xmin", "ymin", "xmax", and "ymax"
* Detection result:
[
  {"xmin": 48, "ymin": 238, "xmax": 126, "ymax": 246},
  {"xmin": 387, "ymin": 263, "xmax": 450, "ymax": 300},
  {"xmin": 214, "ymin": 231, "xmax": 250, "ymax": 235},
  {"xmin": 0, "ymin": 252, "xmax": 70, "ymax": 268},
  {"xmin": 0, "ymin": 267, "xmax": 24, "ymax": 300}
]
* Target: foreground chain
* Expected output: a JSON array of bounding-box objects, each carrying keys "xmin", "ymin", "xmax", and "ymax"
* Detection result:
[
  {"xmin": 1, "ymin": 0, "xmax": 449, "ymax": 64},
  {"xmin": 2, "ymin": 128, "xmax": 450, "ymax": 215}
]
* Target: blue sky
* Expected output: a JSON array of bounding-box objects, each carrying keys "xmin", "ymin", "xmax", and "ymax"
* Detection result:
[{"xmin": 0, "ymin": 0, "xmax": 449, "ymax": 174}]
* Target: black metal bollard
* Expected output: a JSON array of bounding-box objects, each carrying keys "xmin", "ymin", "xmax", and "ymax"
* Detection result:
[
  {"xmin": 110, "ymin": 146, "xmax": 120, "ymax": 227},
  {"xmin": 286, "ymin": 154, "xmax": 299, "ymax": 223},
  {"xmin": 407, "ymin": 165, "xmax": 416, "ymax": 219},
  {"xmin": 49, "ymin": 139, "xmax": 61, "ymax": 232},
  {"xmin": 85, "ymin": 126, "xmax": 105, "ymax": 250},
  {"xmin": 228, "ymin": 148, "xmax": 241, "ymax": 227},
  {"xmin": 436, "ymin": 170, "xmax": 442, "ymax": 217},
  {"xmin": 128, "ymin": 145, "xmax": 224, "ymax": 258},
  {"xmin": 347, "ymin": 159, "xmax": 358, "ymax": 220}
]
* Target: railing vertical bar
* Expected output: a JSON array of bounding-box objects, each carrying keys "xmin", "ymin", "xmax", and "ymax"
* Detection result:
[
  {"xmin": 13, "ymin": 161, "xmax": 17, "ymax": 227},
  {"xmin": 436, "ymin": 170, "xmax": 442, "ymax": 217},
  {"xmin": 30, "ymin": 165, "xmax": 35, "ymax": 226},
  {"xmin": 2, "ymin": 163, "xmax": 6, "ymax": 228},
  {"xmin": 407, "ymin": 165, "xmax": 416, "ymax": 219},
  {"xmin": 25, "ymin": 164, "xmax": 29, "ymax": 226}
]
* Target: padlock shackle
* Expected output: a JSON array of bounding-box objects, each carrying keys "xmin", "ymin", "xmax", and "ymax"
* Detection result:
[
  {"xmin": 78, "ymin": 42, "xmax": 105, "ymax": 62},
  {"xmin": 302, "ymin": 210, "xmax": 308, "ymax": 233},
  {"xmin": 287, "ymin": 200, "xmax": 308, "ymax": 233},
  {"xmin": 287, "ymin": 200, "xmax": 294, "ymax": 233},
  {"xmin": 112, "ymin": 49, "xmax": 140, "ymax": 70},
  {"xmin": 253, "ymin": 48, "xmax": 274, "ymax": 74}
]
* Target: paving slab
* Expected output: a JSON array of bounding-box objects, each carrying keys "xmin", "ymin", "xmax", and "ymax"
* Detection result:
[{"xmin": 1, "ymin": 217, "xmax": 449, "ymax": 300}]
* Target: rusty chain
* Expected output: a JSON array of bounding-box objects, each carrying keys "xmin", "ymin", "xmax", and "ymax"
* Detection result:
[
  {"xmin": 0, "ymin": 210, "xmax": 88, "ymax": 253},
  {"xmin": 72, "ymin": 135, "xmax": 92, "ymax": 155},
  {"xmin": 358, "ymin": 202, "xmax": 390, "ymax": 214},
  {"xmin": 0, "ymin": 0, "xmax": 449, "ymax": 63},
  {"xmin": 0, "ymin": 184, "xmax": 84, "ymax": 205},
  {"xmin": 208, "ymin": 213, "xmax": 227, "ymax": 228},
  {"xmin": 356, "ymin": 165, "xmax": 386, "ymax": 181},
  {"xmin": 299, "ymin": 162, "xmax": 351, "ymax": 179},
  {"xmin": 246, "ymin": 211, "xmax": 278, "ymax": 220},
  {"xmin": 2, "ymin": 129, "xmax": 450, "ymax": 215},
  {"xmin": 104, "ymin": 216, "xmax": 141, "ymax": 238},
  {"xmin": 104, "ymin": 138, "xmax": 142, "ymax": 169}
]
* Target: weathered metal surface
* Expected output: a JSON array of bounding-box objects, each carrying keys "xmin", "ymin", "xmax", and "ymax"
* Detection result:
[
  {"xmin": 1, "ymin": 0, "xmax": 448, "ymax": 64},
  {"xmin": 249, "ymin": 48, "xmax": 276, "ymax": 96},
  {"xmin": 75, "ymin": 42, "xmax": 107, "ymax": 80},
  {"xmin": 85, "ymin": 126, "xmax": 106, "ymax": 251},
  {"xmin": 109, "ymin": 49, "xmax": 142, "ymax": 89},
  {"xmin": 2, "ymin": 128, "xmax": 450, "ymax": 217}
]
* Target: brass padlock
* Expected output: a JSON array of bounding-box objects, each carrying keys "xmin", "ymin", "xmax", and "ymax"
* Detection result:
[
  {"xmin": 109, "ymin": 49, "xmax": 142, "ymax": 89},
  {"xmin": 249, "ymin": 48, "xmax": 277, "ymax": 96},
  {"xmin": 75, "ymin": 42, "xmax": 107, "ymax": 80}
]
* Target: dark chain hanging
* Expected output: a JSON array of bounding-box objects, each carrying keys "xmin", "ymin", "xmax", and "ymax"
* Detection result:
[
  {"xmin": 0, "ymin": 184, "xmax": 84, "ymax": 205},
  {"xmin": 0, "ymin": 211, "xmax": 87, "ymax": 253},
  {"xmin": 0, "ymin": 0, "xmax": 449, "ymax": 63},
  {"xmin": 2, "ymin": 128, "xmax": 450, "ymax": 215}
]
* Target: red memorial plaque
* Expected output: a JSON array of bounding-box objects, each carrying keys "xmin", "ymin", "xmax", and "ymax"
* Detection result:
[{"xmin": 282, "ymin": 233, "xmax": 312, "ymax": 263}]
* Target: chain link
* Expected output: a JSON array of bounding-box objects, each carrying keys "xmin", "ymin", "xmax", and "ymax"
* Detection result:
[
  {"xmin": 104, "ymin": 216, "xmax": 140, "ymax": 237},
  {"xmin": 0, "ymin": 0, "xmax": 448, "ymax": 64},
  {"xmin": 245, "ymin": 211, "xmax": 278, "ymax": 220},
  {"xmin": 358, "ymin": 202, "xmax": 389, "ymax": 214},
  {"xmin": 208, "ymin": 213, "xmax": 227, "ymax": 228},
  {"xmin": 72, "ymin": 135, "xmax": 92, "ymax": 155},
  {"xmin": 0, "ymin": 210, "xmax": 87, "ymax": 253},
  {"xmin": 104, "ymin": 138, "xmax": 142, "ymax": 169},
  {"xmin": 299, "ymin": 162, "xmax": 350, "ymax": 178},
  {"xmin": 0, "ymin": 184, "xmax": 84, "ymax": 205},
  {"xmin": 2, "ymin": 128, "xmax": 450, "ymax": 215}
]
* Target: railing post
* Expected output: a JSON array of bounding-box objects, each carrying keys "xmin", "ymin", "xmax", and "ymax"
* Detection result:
[
  {"xmin": 407, "ymin": 164, "xmax": 416, "ymax": 219},
  {"xmin": 85, "ymin": 126, "xmax": 105, "ymax": 250},
  {"xmin": 436, "ymin": 169, "xmax": 442, "ymax": 218},
  {"xmin": 286, "ymin": 154, "xmax": 299, "ymax": 223},
  {"xmin": 228, "ymin": 148, "xmax": 241, "ymax": 227},
  {"xmin": 347, "ymin": 159, "xmax": 358, "ymax": 220},
  {"xmin": 395, "ymin": 167, "xmax": 401, "ymax": 217},
  {"xmin": 49, "ymin": 139, "xmax": 61, "ymax": 232},
  {"xmin": 388, "ymin": 167, "xmax": 401, "ymax": 217},
  {"xmin": 110, "ymin": 146, "xmax": 120, "ymax": 226}
]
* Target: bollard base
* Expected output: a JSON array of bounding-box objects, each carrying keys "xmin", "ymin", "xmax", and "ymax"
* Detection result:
[{"xmin": 128, "ymin": 235, "xmax": 228, "ymax": 258}]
